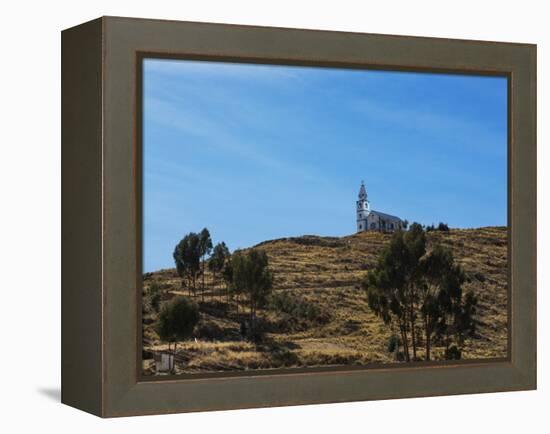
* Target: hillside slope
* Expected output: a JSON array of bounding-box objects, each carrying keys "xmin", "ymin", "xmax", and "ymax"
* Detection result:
[{"xmin": 142, "ymin": 227, "xmax": 507, "ymax": 375}]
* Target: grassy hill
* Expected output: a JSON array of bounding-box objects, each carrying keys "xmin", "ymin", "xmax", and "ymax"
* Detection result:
[{"xmin": 142, "ymin": 226, "xmax": 508, "ymax": 375}]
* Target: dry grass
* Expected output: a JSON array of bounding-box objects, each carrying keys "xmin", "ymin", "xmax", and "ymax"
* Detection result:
[{"xmin": 142, "ymin": 227, "xmax": 507, "ymax": 375}]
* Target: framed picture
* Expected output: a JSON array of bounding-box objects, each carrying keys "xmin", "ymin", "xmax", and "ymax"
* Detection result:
[{"xmin": 61, "ymin": 16, "xmax": 536, "ymax": 417}]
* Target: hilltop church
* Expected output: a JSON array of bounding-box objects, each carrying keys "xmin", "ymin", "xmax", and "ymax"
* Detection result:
[{"xmin": 356, "ymin": 181, "xmax": 405, "ymax": 233}]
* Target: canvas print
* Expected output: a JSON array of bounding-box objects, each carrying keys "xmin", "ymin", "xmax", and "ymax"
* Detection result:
[{"xmin": 140, "ymin": 59, "xmax": 508, "ymax": 376}]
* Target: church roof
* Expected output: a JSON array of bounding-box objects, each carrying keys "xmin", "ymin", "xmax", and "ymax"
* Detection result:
[
  {"xmin": 358, "ymin": 181, "xmax": 367, "ymax": 199},
  {"xmin": 370, "ymin": 210, "xmax": 403, "ymax": 221}
]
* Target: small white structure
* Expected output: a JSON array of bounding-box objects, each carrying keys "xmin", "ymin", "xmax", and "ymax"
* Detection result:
[
  {"xmin": 356, "ymin": 181, "xmax": 405, "ymax": 233},
  {"xmin": 154, "ymin": 352, "xmax": 174, "ymax": 373}
]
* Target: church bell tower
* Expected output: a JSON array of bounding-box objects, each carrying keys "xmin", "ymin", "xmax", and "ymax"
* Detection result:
[{"xmin": 356, "ymin": 181, "xmax": 370, "ymax": 232}]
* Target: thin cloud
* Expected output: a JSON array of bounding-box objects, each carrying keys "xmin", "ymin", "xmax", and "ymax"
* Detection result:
[
  {"xmin": 144, "ymin": 58, "xmax": 306, "ymax": 84},
  {"xmin": 144, "ymin": 96, "xmax": 330, "ymax": 184},
  {"xmin": 350, "ymin": 99, "xmax": 506, "ymax": 158}
]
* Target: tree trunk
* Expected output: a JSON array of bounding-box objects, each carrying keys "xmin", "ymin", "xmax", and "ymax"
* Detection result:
[
  {"xmin": 424, "ymin": 317, "xmax": 431, "ymax": 361},
  {"xmin": 201, "ymin": 259, "xmax": 205, "ymax": 302},
  {"xmin": 249, "ymin": 298, "xmax": 255, "ymax": 339},
  {"xmin": 212, "ymin": 272, "xmax": 216, "ymax": 302},
  {"xmin": 410, "ymin": 304, "xmax": 417, "ymax": 360},
  {"xmin": 403, "ymin": 331, "xmax": 410, "ymax": 362},
  {"xmin": 173, "ymin": 342, "xmax": 177, "ymax": 373},
  {"xmin": 167, "ymin": 342, "xmax": 172, "ymax": 373},
  {"xmin": 399, "ymin": 320, "xmax": 410, "ymax": 362}
]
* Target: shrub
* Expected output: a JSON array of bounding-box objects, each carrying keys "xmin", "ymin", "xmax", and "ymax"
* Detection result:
[
  {"xmin": 148, "ymin": 282, "xmax": 160, "ymax": 294},
  {"xmin": 445, "ymin": 345, "xmax": 462, "ymax": 360},
  {"xmin": 437, "ymin": 222, "xmax": 450, "ymax": 231},
  {"xmin": 150, "ymin": 292, "xmax": 161, "ymax": 312},
  {"xmin": 156, "ymin": 296, "xmax": 200, "ymax": 343},
  {"xmin": 474, "ymin": 272, "xmax": 486, "ymax": 283},
  {"xmin": 269, "ymin": 291, "xmax": 331, "ymax": 327},
  {"xmin": 147, "ymin": 282, "xmax": 162, "ymax": 312},
  {"xmin": 387, "ymin": 334, "xmax": 401, "ymax": 353},
  {"xmin": 272, "ymin": 347, "xmax": 300, "ymax": 367},
  {"xmin": 195, "ymin": 321, "xmax": 224, "ymax": 340}
]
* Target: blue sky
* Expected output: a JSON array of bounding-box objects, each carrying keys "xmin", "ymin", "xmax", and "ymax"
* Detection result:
[{"xmin": 143, "ymin": 59, "xmax": 507, "ymax": 272}]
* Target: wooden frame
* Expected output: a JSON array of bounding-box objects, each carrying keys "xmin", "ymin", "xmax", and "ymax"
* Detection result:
[{"xmin": 62, "ymin": 16, "xmax": 536, "ymax": 417}]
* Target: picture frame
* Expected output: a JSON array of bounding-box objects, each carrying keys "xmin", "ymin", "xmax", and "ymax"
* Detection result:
[{"xmin": 61, "ymin": 16, "xmax": 536, "ymax": 417}]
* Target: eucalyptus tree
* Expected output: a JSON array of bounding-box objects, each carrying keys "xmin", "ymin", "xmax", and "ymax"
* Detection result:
[
  {"xmin": 231, "ymin": 249, "xmax": 273, "ymax": 340},
  {"xmin": 364, "ymin": 223, "xmax": 478, "ymax": 362},
  {"xmin": 419, "ymin": 244, "xmax": 454, "ymax": 360},
  {"xmin": 198, "ymin": 228, "xmax": 213, "ymax": 301},
  {"xmin": 222, "ymin": 258, "xmax": 234, "ymax": 306},
  {"xmin": 173, "ymin": 232, "xmax": 202, "ymax": 296},
  {"xmin": 402, "ymin": 223, "xmax": 427, "ymax": 360},
  {"xmin": 434, "ymin": 259, "xmax": 477, "ymax": 360},
  {"xmin": 362, "ymin": 230, "xmax": 413, "ymax": 361},
  {"xmin": 208, "ymin": 241, "xmax": 230, "ymax": 300}
]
